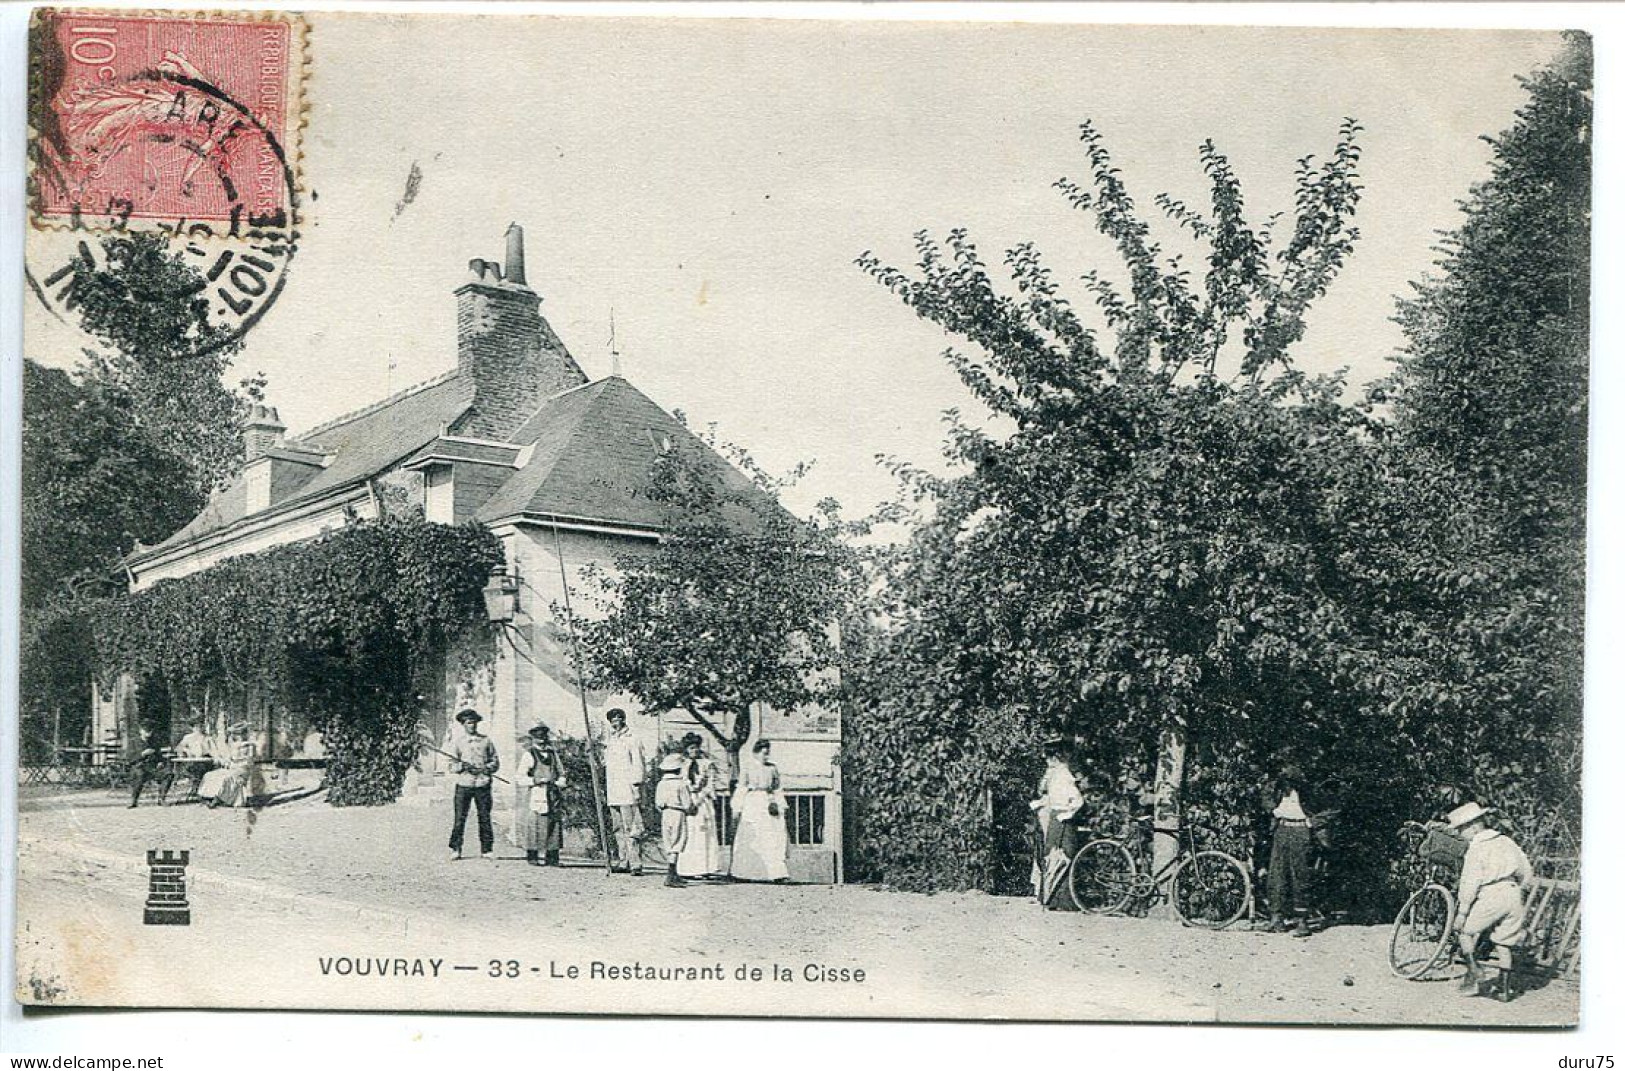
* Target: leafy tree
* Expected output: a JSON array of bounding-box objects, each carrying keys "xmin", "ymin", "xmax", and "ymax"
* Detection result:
[
  {"xmin": 1379, "ymin": 35, "xmax": 1591, "ymax": 848},
  {"xmin": 849, "ymin": 40, "xmax": 1590, "ymax": 902},
  {"xmin": 571, "ymin": 435, "xmax": 856, "ymax": 769},
  {"xmin": 67, "ymin": 231, "xmax": 267, "ymax": 500},
  {"xmin": 1390, "ymin": 35, "xmax": 1589, "ymax": 537},
  {"xmin": 20, "ymin": 360, "xmax": 200, "ymax": 610},
  {"xmin": 21, "ymin": 232, "xmax": 266, "ymax": 761},
  {"xmin": 18, "ymin": 360, "xmax": 202, "ymax": 760},
  {"xmin": 849, "ymin": 118, "xmax": 1376, "ymax": 890}
]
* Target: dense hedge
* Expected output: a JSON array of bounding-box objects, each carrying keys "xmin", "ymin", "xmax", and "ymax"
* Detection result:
[{"xmin": 92, "ymin": 519, "xmax": 504, "ymax": 804}]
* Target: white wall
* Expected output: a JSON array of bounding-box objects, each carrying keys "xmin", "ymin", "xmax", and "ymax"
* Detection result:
[{"xmin": 130, "ymin": 491, "xmax": 374, "ymax": 591}]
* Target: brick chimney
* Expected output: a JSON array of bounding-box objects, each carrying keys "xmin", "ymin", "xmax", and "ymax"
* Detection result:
[
  {"xmin": 454, "ymin": 223, "xmax": 586, "ymax": 439},
  {"xmin": 244, "ymin": 405, "xmax": 286, "ymax": 461}
]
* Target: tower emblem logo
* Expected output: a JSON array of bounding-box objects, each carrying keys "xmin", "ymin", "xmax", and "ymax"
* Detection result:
[{"xmin": 144, "ymin": 850, "xmax": 191, "ymax": 926}]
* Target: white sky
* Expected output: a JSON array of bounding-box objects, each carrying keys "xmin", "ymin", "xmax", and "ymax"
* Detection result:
[{"xmin": 24, "ymin": 17, "xmax": 1564, "ymax": 517}]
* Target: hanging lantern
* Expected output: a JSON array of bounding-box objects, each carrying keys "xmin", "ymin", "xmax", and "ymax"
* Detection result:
[{"xmin": 482, "ymin": 568, "xmax": 520, "ymax": 622}]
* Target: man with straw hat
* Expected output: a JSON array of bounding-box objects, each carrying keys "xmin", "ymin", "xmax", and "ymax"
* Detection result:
[
  {"xmin": 1447, "ymin": 801, "xmax": 1533, "ymax": 994},
  {"xmin": 448, "ymin": 708, "xmax": 500, "ymax": 861},
  {"xmin": 655, "ymin": 752, "xmax": 695, "ymax": 889},
  {"xmin": 517, "ymin": 724, "xmax": 566, "ymax": 867}
]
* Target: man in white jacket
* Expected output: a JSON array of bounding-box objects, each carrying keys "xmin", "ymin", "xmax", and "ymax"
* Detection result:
[
  {"xmin": 1449, "ymin": 801, "xmax": 1533, "ymax": 994},
  {"xmin": 601, "ymin": 708, "xmax": 647, "ymax": 875}
]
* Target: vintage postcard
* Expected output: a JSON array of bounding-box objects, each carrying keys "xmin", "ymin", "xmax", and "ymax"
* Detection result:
[{"xmin": 13, "ymin": 8, "xmax": 1587, "ymax": 1024}]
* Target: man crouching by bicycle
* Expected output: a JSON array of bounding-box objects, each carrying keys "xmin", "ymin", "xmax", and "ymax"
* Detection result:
[{"xmin": 1447, "ymin": 801, "xmax": 1533, "ymax": 995}]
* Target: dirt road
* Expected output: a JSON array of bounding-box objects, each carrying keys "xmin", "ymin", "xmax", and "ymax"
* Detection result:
[{"xmin": 12, "ymin": 788, "xmax": 1577, "ymax": 1024}]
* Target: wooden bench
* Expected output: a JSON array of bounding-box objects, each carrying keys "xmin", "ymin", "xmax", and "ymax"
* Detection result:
[
  {"xmin": 1481, "ymin": 866, "xmax": 1580, "ymax": 1000},
  {"xmin": 1523, "ymin": 871, "xmax": 1582, "ymax": 978}
]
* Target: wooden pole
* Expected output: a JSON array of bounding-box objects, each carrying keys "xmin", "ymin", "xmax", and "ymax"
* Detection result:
[{"xmin": 550, "ymin": 523, "xmax": 616, "ymax": 875}]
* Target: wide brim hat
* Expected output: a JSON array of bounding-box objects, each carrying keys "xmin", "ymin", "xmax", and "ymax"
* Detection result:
[
  {"xmin": 455, "ymin": 710, "xmax": 483, "ymax": 725},
  {"xmin": 1446, "ymin": 801, "xmax": 1494, "ymax": 829},
  {"xmin": 1041, "ymin": 734, "xmax": 1068, "ymax": 748},
  {"xmin": 659, "ymin": 753, "xmax": 686, "ymax": 773},
  {"xmin": 527, "ymin": 724, "xmax": 551, "ymax": 740}
]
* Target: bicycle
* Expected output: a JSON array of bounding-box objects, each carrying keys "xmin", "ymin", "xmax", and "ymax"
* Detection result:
[
  {"xmin": 1067, "ymin": 813, "xmax": 1252, "ymax": 928},
  {"xmin": 1387, "ymin": 819, "xmax": 1464, "ymax": 979}
]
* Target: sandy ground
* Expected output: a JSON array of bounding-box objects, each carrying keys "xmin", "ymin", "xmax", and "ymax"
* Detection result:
[{"xmin": 12, "ymin": 787, "xmax": 1578, "ymax": 1025}]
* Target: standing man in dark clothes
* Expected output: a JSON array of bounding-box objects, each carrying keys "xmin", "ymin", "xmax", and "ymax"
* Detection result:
[
  {"xmin": 448, "ymin": 709, "xmax": 500, "ymax": 861},
  {"xmin": 1265, "ymin": 765, "xmax": 1320, "ymax": 936}
]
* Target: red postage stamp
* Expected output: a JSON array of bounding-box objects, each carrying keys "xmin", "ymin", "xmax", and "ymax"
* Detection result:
[{"xmin": 30, "ymin": 8, "xmax": 305, "ymax": 227}]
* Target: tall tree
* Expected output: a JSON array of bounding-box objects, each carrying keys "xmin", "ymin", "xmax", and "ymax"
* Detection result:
[
  {"xmin": 20, "ymin": 361, "xmax": 201, "ymax": 611},
  {"xmin": 572, "ymin": 436, "xmax": 855, "ymax": 769},
  {"xmin": 850, "ymin": 119, "xmax": 1371, "ymax": 888},
  {"xmin": 1391, "ymin": 34, "xmax": 1589, "ymax": 544},
  {"xmin": 18, "ymin": 360, "xmax": 202, "ymax": 760},
  {"xmin": 1382, "ymin": 34, "xmax": 1591, "ymax": 840},
  {"xmin": 67, "ymin": 231, "xmax": 266, "ymax": 500},
  {"xmin": 21, "ymin": 231, "xmax": 265, "ymax": 758}
]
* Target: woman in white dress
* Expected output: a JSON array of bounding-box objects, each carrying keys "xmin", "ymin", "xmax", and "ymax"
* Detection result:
[
  {"xmin": 676, "ymin": 733, "xmax": 722, "ymax": 879},
  {"xmin": 728, "ymin": 739, "xmax": 790, "ymax": 883},
  {"xmin": 199, "ymin": 722, "xmax": 258, "ymax": 808}
]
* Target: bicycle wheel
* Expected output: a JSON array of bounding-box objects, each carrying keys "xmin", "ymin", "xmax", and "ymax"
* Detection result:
[
  {"xmin": 1171, "ymin": 850, "xmax": 1251, "ymax": 929},
  {"xmin": 1068, "ymin": 839, "xmax": 1136, "ymax": 914},
  {"xmin": 1388, "ymin": 884, "xmax": 1456, "ymax": 979}
]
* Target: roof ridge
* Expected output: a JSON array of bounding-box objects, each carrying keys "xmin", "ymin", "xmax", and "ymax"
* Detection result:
[
  {"xmin": 292, "ymin": 368, "xmax": 465, "ymax": 441},
  {"xmin": 523, "ymin": 374, "xmax": 613, "ymax": 421}
]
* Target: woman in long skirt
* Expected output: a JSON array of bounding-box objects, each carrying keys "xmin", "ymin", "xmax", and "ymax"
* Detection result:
[
  {"xmin": 200, "ymin": 723, "xmax": 258, "ymax": 808},
  {"xmin": 518, "ymin": 725, "xmax": 565, "ymax": 866},
  {"xmin": 676, "ymin": 733, "xmax": 722, "ymax": 878},
  {"xmin": 728, "ymin": 739, "xmax": 790, "ymax": 882}
]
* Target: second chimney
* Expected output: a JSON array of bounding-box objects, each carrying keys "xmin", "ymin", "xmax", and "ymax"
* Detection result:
[{"xmin": 244, "ymin": 404, "xmax": 286, "ymax": 461}]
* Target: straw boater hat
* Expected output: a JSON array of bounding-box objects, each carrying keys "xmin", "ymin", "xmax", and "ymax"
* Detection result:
[
  {"xmin": 659, "ymin": 752, "xmax": 686, "ymax": 774},
  {"xmin": 1446, "ymin": 801, "xmax": 1494, "ymax": 830}
]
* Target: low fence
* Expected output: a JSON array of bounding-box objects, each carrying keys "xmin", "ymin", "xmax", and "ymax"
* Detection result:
[{"xmin": 19, "ymin": 762, "xmax": 121, "ymax": 789}]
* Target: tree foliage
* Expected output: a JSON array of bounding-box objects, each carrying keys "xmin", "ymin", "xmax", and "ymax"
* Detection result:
[
  {"xmin": 572, "ymin": 434, "xmax": 857, "ymax": 762},
  {"xmin": 20, "ymin": 360, "xmax": 201, "ymax": 611},
  {"xmin": 846, "ymin": 117, "xmax": 1372, "ymax": 893},
  {"xmin": 22, "ymin": 232, "xmax": 267, "ymax": 757},
  {"xmin": 847, "ymin": 41, "xmax": 1588, "ymax": 906},
  {"xmin": 19, "ymin": 359, "xmax": 201, "ymax": 761},
  {"xmin": 88, "ymin": 520, "xmax": 503, "ymax": 805},
  {"xmin": 68, "ymin": 231, "xmax": 267, "ymax": 500},
  {"xmin": 1380, "ymin": 32, "xmax": 1590, "ymax": 847}
]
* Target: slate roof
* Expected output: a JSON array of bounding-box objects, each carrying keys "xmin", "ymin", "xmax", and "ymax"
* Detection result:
[
  {"xmin": 130, "ymin": 372, "xmax": 775, "ymax": 566},
  {"xmin": 474, "ymin": 377, "xmax": 773, "ymax": 531},
  {"xmin": 130, "ymin": 371, "xmax": 475, "ymax": 562}
]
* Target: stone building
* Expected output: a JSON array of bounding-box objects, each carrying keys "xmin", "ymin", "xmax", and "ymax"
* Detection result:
[{"xmin": 103, "ymin": 225, "xmax": 843, "ymax": 882}]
